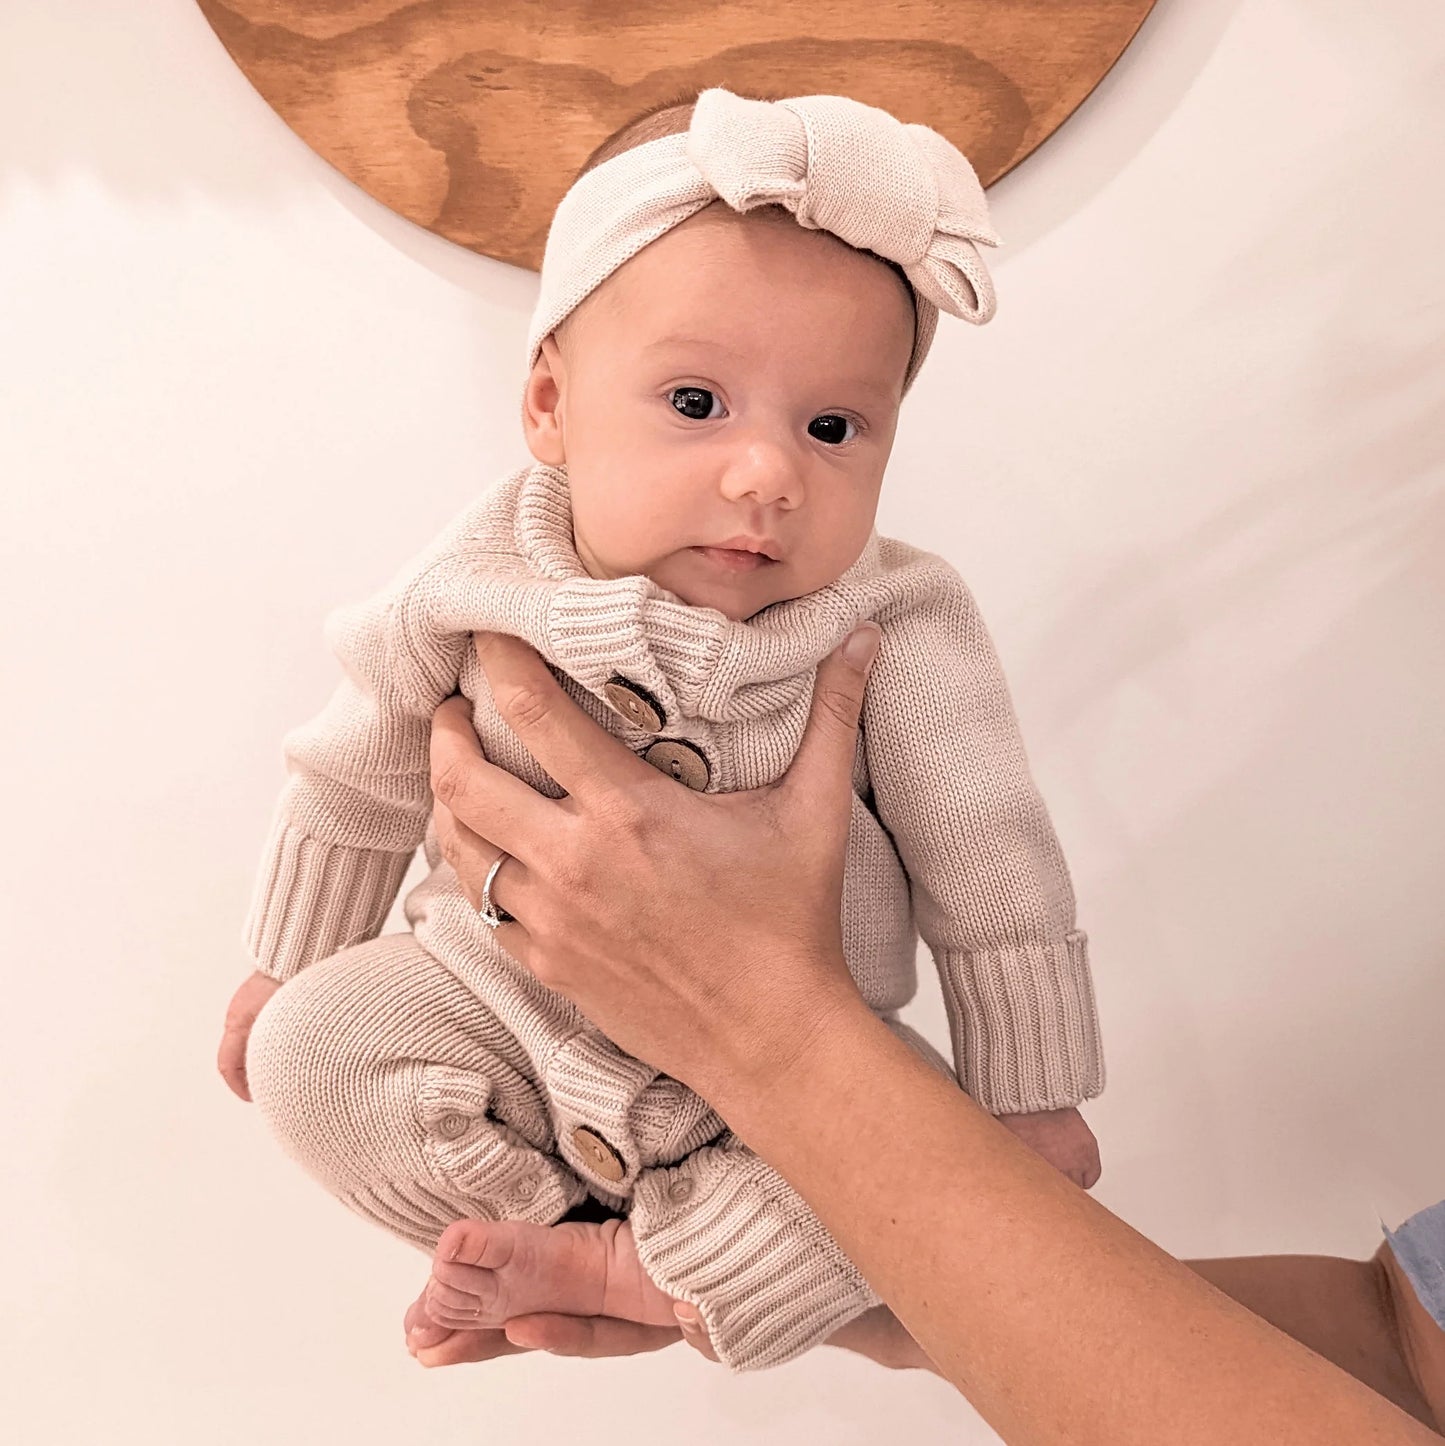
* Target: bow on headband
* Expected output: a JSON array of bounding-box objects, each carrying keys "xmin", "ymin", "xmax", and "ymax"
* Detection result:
[
  {"xmin": 688, "ymin": 89, "xmax": 1001, "ymax": 324},
  {"xmin": 525, "ymin": 87, "xmax": 1002, "ymax": 400}
]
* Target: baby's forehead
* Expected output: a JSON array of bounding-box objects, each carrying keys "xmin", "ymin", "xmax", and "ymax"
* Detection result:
[{"xmin": 558, "ymin": 202, "xmax": 915, "ymax": 384}]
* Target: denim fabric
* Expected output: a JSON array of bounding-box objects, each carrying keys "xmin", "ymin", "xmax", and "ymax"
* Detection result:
[{"xmin": 1385, "ymin": 1199, "xmax": 1445, "ymax": 1331}]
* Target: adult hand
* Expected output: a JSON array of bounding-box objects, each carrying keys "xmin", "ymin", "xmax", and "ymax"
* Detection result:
[
  {"xmin": 402, "ymin": 1294, "xmax": 689, "ymax": 1367},
  {"xmin": 428, "ymin": 625, "xmax": 881, "ymax": 1098},
  {"xmin": 402, "ymin": 1288, "xmax": 722, "ymax": 1367}
]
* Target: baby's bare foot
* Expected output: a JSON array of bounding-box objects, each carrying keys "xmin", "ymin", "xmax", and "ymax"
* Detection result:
[{"xmin": 420, "ymin": 1217, "xmax": 678, "ymax": 1338}]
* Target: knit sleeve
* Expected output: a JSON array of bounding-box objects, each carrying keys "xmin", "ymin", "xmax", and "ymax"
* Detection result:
[
  {"xmin": 243, "ymin": 569, "xmax": 468, "ymax": 983},
  {"xmin": 862, "ymin": 558, "xmax": 1104, "ymax": 1114}
]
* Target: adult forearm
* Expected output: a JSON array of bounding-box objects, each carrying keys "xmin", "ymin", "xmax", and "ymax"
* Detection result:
[
  {"xmin": 708, "ymin": 990, "xmax": 1435, "ymax": 1446},
  {"xmin": 431, "ymin": 635, "xmax": 1431, "ymax": 1440}
]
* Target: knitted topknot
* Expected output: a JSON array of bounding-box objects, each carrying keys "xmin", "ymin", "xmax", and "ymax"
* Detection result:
[{"xmin": 525, "ymin": 86, "xmax": 1001, "ymax": 400}]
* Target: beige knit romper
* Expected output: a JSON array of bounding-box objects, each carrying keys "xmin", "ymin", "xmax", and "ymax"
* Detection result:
[{"xmin": 243, "ymin": 460, "xmax": 1104, "ymax": 1371}]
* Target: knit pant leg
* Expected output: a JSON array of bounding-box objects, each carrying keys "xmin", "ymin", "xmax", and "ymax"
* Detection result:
[
  {"xmin": 628, "ymin": 1016, "xmax": 956, "ymax": 1371},
  {"xmin": 246, "ymin": 933, "xmax": 585, "ymax": 1251},
  {"xmin": 629, "ymin": 1134, "xmax": 878, "ymax": 1371}
]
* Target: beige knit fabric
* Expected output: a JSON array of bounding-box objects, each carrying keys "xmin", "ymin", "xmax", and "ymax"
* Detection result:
[
  {"xmin": 246, "ymin": 928, "xmax": 954, "ymax": 1368},
  {"xmin": 525, "ymin": 87, "xmax": 1002, "ymax": 404},
  {"xmin": 242, "ymin": 461, "xmax": 1104, "ymax": 1370}
]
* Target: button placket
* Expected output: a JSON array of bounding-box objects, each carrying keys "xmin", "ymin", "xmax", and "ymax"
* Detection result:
[
  {"xmin": 602, "ymin": 676, "xmax": 666, "ymax": 732},
  {"xmin": 570, "ymin": 1126, "xmax": 626, "ymax": 1184},
  {"xmin": 511, "ymin": 1171, "xmax": 542, "ymax": 1203},
  {"xmin": 643, "ymin": 738, "xmax": 711, "ymax": 791}
]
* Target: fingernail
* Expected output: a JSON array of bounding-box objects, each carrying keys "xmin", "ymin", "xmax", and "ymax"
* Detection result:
[
  {"xmin": 842, "ymin": 624, "xmax": 881, "ymax": 671},
  {"xmin": 673, "ymin": 1304, "xmax": 699, "ymax": 1333}
]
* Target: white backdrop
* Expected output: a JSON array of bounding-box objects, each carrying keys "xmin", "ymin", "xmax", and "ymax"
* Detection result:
[{"xmin": 2, "ymin": 2, "xmax": 1442, "ymax": 1442}]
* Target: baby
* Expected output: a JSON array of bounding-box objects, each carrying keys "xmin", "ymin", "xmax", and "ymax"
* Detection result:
[{"xmin": 223, "ymin": 87, "xmax": 1106, "ymax": 1372}]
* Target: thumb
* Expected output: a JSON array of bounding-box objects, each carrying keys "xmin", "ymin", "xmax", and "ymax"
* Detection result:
[{"xmin": 783, "ymin": 624, "xmax": 881, "ymax": 807}]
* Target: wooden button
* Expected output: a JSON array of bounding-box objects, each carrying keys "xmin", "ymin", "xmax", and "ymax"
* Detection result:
[
  {"xmin": 571, "ymin": 1126, "xmax": 626, "ymax": 1183},
  {"xmin": 643, "ymin": 738, "xmax": 711, "ymax": 791},
  {"xmin": 602, "ymin": 676, "xmax": 665, "ymax": 732}
]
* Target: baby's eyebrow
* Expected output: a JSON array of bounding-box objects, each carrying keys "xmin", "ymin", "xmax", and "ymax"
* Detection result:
[
  {"xmin": 841, "ymin": 379, "xmax": 901, "ymax": 407},
  {"xmin": 642, "ymin": 333, "xmax": 743, "ymax": 355}
]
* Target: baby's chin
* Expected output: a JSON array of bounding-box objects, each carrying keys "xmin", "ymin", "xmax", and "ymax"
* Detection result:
[
  {"xmin": 577, "ymin": 537, "xmax": 829, "ymax": 619},
  {"xmin": 655, "ymin": 576, "xmax": 786, "ymax": 621}
]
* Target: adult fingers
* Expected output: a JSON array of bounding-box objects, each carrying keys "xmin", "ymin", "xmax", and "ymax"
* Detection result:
[
  {"xmin": 432, "ymin": 797, "xmax": 500, "ymax": 911},
  {"xmin": 411, "ymin": 1331, "xmax": 526, "ymax": 1367},
  {"xmin": 503, "ymin": 1312, "xmax": 681, "ymax": 1358},
  {"xmin": 430, "ymin": 692, "xmax": 561, "ymax": 866},
  {"xmin": 433, "ymin": 807, "xmax": 535, "ymax": 954},
  {"xmin": 780, "ymin": 624, "xmax": 880, "ymax": 813},
  {"xmin": 472, "ymin": 633, "xmax": 653, "ymax": 798}
]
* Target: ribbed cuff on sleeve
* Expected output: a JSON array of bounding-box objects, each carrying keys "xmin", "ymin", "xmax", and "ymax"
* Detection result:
[
  {"xmin": 630, "ymin": 1143, "xmax": 879, "ymax": 1372},
  {"xmin": 940, "ymin": 930, "xmax": 1105, "ymax": 1114},
  {"xmin": 243, "ymin": 820, "xmax": 413, "ymax": 982}
]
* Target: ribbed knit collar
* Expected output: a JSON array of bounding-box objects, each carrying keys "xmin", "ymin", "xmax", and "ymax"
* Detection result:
[{"xmin": 510, "ymin": 461, "xmax": 884, "ymax": 724}]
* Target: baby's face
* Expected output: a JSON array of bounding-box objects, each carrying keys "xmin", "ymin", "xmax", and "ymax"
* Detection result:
[{"xmin": 525, "ymin": 202, "xmax": 915, "ymax": 620}]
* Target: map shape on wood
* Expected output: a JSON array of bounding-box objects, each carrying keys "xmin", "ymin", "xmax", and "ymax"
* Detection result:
[{"xmin": 197, "ymin": 1, "xmax": 1156, "ymax": 270}]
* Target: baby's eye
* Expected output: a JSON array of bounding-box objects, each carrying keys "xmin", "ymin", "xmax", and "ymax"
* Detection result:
[
  {"xmin": 808, "ymin": 414, "xmax": 857, "ymax": 446},
  {"xmin": 670, "ymin": 386, "xmax": 724, "ymax": 421}
]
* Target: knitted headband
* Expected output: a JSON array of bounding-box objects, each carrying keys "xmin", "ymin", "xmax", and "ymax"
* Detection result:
[{"xmin": 524, "ymin": 87, "xmax": 1002, "ymax": 400}]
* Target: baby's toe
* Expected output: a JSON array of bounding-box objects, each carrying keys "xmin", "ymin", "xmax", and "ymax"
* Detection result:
[
  {"xmin": 436, "ymin": 1216, "xmax": 520, "ymax": 1271},
  {"xmin": 425, "ymin": 1275, "xmax": 493, "ymax": 1328}
]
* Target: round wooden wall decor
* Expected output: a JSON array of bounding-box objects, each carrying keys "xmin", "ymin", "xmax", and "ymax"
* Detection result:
[{"xmin": 197, "ymin": 1, "xmax": 1156, "ymax": 271}]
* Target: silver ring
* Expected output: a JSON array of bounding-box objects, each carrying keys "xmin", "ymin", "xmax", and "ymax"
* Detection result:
[{"xmin": 478, "ymin": 852, "xmax": 514, "ymax": 930}]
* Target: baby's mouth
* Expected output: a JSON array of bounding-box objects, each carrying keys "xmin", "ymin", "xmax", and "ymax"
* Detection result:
[{"xmin": 689, "ymin": 536, "xmax": 782, "ymax": 573}]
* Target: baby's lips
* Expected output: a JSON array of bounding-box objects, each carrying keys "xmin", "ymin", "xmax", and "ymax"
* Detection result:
[{"xmin": 711, "ymin": 533, "xmax": 784, "ymax": 561}]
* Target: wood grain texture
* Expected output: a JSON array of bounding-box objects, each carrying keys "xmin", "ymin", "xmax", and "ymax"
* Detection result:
[{"xmin": 196, "ymin": 1, "xmax": 1155, "ymax": 269}]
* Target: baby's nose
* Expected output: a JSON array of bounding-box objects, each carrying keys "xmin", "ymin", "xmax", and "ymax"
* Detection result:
[{"xmin": 718, "ymin": 442, "xmax": 804, "ymax": 508}]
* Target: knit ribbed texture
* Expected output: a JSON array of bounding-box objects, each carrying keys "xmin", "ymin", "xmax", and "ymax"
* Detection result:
[
  {"xmin": 524, "ymin": 87, "xmax": 1002, "ymax": 408},
  {"xmin": 544, "ymin": 1029, "xmax": 724, "ymax": 1189},
  {"xmin": 942, "ymin": 934, "xmax": 1102, "ymax": 1113},
  {"xmin": 244, "ymin": 819, "xmax": 413, "ymax": 982},
  {"xmin": 631, "ymin": 1140, "xmax": 879, "ymax": 1372},
  {"xmin": 243, "ymin": 459, "xmax": 1106, "ymax": 1368}
]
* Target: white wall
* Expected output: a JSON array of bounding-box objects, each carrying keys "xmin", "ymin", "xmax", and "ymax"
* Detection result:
[{"xmin": 2, "ymin": 2, "xmax": 1441, "ymax": 1441}]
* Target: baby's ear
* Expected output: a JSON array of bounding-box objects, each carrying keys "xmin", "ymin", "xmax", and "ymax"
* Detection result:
[{"xmin": 521, "ymin": 335, "xmax": 567, "ymax": 465}]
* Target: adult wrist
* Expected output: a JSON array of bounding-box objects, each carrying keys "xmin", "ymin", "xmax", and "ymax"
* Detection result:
[{"xmin": 697, "ymin": 955, "xmax": 873, "ymax": 1124}]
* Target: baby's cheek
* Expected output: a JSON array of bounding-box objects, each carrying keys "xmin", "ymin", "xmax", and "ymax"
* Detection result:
[
  {"xmin": 574, "ymin": 513, "xmax": 663, "ymax": 582},
  {"xmin": 802, "ymin": 516, "xmax": 877, "ymax": 591}
]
